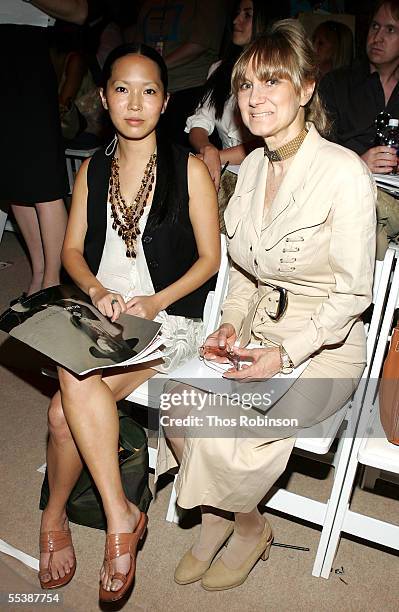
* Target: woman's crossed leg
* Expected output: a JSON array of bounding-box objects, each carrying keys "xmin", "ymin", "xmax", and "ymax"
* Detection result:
[{"xmin": 40, "ymin": 365, "xmax": 156, "ymax": 592}]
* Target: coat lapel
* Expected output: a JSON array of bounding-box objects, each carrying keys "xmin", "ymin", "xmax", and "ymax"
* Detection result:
[
  {"xmin": 262, "ymin": 124, "xmax": 323, "ymax": 232},
  {"xmin": 228, "ymin": 125, "xmax": 325, "ymax": 242},
  {"xmin": 230, "ymin": 147, "xmax": 266, "ymax": 239},
  {"xmin": 249, "ymin": 155, "xmax": 268, "ymax": 238}
]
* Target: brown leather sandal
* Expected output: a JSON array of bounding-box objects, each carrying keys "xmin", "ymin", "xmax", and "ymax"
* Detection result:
[
  {"xmin": 99, "ymin": 512, "xmax": 148, "ymax": 603},
  {"xmin": 39, "ymin": 529, "xmax": 76, "ymax": 590}
]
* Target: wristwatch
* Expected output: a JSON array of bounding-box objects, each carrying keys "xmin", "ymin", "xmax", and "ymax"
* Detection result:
[{"xmin": 279, "ymin": 345, "xmax": 294, "ymax": 374}]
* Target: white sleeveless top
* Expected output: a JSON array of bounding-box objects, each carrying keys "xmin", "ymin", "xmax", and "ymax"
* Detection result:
[
  {"xmin": 96, "ymin": 202, "xmax": 204, "ymax": 372},
  {"xmin": 96, "ymin": 204, "xmax": 154, "ymax": 301}
]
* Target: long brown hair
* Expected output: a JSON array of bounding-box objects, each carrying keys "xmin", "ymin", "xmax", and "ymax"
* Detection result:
[
  {"xmin": 198, "ymin": 0, "xmax": 272, "ymax": 120},
  {"xmin": 231, "ymin": 19, "xmax": 331, "ymax": 137}
]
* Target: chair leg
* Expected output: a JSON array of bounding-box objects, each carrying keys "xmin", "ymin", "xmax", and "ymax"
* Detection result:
[
  {"xmin": 66, "ymin": 158, "xmax": 74, "ymax": 195},
  {"xmin": 148, "ymin": 446, "xmax": 157, "ymax": 471},
  {"xmin": 360, "ymin": 466, "xmax": 380, "ymax": 490},
  {"xmin": 319, "ymin": 409, "xmax": 368, "ymax": 579},
  {"xmin": 311, "ymin": 412, "xmax": 355, "ymax": 578},
  {"xmin": 319, "ymin": 459, "xmax": 358, "ymax": 579},
  {"xmin": 0, "ymin": 209, "xmax": 7, "ymax": 244},
  {"xmin": 331, "ymin": 422, "xmax": 347, "ymax": 469},
  {"xmin": 165, "ymin": 475, "xmax": 179, "ymax": 524}
]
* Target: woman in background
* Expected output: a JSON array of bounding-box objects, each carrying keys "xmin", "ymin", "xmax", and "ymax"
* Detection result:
[
  {"xmin": 186, "ymin": 0, "xmax": 270, "ymax": 191},
  {"xmin": 0, "ymin": 0, "xmax": 87, "ymax": 299},
  {"xmin": 313, "ymin": 20, "xmax": 354, "ymax": 77}
]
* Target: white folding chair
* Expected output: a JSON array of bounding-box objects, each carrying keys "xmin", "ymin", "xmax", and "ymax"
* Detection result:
[
  {"xmin": 0, "ymin": 207, "xmax": 19, "ymax": 244},
  {"xmin": 65, "ymin": 147, "xmax": 100, "ymax": 194},
  {"xmin": 318, "ymin": 250, "xmax": 399, "ymax": 578},
  {"xmin": 263, "ymin": 247, "xmax": 396, "ymax": 577},
  {"xmin": 164, "ymin": 247, "xmax": 396, "ymax": 546}
]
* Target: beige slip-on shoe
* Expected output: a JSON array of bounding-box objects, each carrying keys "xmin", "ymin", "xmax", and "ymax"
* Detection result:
[
  {"xmin": 174, "ymin": 523, "xmax": 234, "ymax": 585},
  {"xmin": 201, "ymin": 521, "xmax": 273, "ymax": 591}
]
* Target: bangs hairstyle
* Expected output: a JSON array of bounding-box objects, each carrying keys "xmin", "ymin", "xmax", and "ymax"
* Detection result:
[{"xmin": 231, "ymin": 19, "xmax": 331, "ymax": 137}]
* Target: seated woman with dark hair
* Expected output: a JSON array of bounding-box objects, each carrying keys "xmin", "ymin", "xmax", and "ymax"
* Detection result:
[
  {"xmin": 185, "ymin": 0, "xmax": 270, "ymax": 191},
  {"xmin": 38, "ymin": 43, "xmax": 220, "ymax": 604}
]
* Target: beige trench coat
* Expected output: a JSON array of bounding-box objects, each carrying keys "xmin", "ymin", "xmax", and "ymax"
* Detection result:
[{"xmin": 156, "ymin": 124, "xmax": 377, "ymax": 513}]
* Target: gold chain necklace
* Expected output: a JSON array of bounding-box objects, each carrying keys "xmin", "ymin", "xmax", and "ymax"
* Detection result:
[
  {"xmin": 109, "ymin": 151, "xmax": 157, "ymax": 258},
  {"xmin": 264, "ymin": 127, "xmax": 308, "ymax": 162}
]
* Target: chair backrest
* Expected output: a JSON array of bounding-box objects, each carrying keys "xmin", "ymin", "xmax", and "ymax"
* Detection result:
[
  {"xmin": 364, "ymin": 248, "xmax": 396, "ymax": 381},
  {"xmin": 368, "ymin": 251, "xmax": 399, "ymax": 390},
  {"xmin": 65, "ymin": 147, "xmax": 100, "ymax": 194},
  {"xmin": 292, "ymin": 250, "xmax": 396, "ymax": 453},
  {"xmin": 372, "ymin": 258, "xmax": 385, "ymax": 303},
  {"xmin": 346, "ymin": 248, "xmax": 399, "ymax": 446},
  {"xmin": 202, "ymin": 234, "xmax": 229, "ymax": 336},
  {"xmin": 315, "ymin": 250, "xmax": 399, "ymax": 577}
]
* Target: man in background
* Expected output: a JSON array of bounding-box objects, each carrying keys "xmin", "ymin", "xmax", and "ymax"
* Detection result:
[
  {"xmin": 319, "ymin": 0, "xmax": 399, "ymax": 255},
  {"xmin": 319, "ymin": 0, "xmax": 399, "ymax": 171}
]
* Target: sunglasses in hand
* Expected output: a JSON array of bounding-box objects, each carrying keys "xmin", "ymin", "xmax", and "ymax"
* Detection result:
[{"xmin": 199, "ymin": 342, "xmax": 241, "ymax": 370}]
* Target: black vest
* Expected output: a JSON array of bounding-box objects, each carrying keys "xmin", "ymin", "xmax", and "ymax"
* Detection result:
[{"xmin": 84, "ymin": 143, "xmax": 214, "ymax": 318}]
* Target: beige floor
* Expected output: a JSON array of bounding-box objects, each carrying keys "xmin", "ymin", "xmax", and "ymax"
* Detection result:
[{"xmin": 0, "ymin": 230, "xmax": 398, "ymax": 612}]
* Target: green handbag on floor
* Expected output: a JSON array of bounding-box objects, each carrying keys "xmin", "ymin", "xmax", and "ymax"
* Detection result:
[{"xmin": 39, "ymin": 410, "xmax": 152, "ymax": 530}]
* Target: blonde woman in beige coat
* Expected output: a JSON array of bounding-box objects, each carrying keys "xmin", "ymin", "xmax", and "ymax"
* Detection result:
[{"xmin": 157, "ymin": 20, "xmax": 377, "ymax": 591}]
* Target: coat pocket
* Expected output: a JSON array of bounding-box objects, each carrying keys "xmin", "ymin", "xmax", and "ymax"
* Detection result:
[{"xmin": 224, "ymin": 195, "xmax": 244, "ymax": 239}]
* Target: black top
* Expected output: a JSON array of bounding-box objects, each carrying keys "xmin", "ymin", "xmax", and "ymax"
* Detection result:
[
  {"xmin": 84, "ymin": 142, "xmax": 215, "ymax": 319},
  {"xmin": 319, "ymin": 59, "xmax": 399, "ymax": 155}
]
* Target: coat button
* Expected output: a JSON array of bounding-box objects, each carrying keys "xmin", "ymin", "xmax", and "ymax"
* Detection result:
[
  {"xmin": 149, "ymin": 260, "xmax": 158, "ymax": 268},
  {"xmin": 142, "ymin": 236, "xmax": 152, "ymax": 243},
  {"xmin": 254, "ymin": 259, "xmax": 258, "ymax": 266},
  {"xmin": 250, "ymin": 246, "xmax": 252, "ymax": 251}
]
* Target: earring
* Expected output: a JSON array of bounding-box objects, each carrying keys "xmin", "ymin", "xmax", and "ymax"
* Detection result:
[{"xmin": 105, "ymin": 134, "xmax": 118, "ymax": 156}]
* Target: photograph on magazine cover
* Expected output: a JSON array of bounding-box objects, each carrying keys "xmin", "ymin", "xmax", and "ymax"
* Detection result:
[{"xmin": 0, "ymin": 285, "xmax": 162, "ymax": 375}]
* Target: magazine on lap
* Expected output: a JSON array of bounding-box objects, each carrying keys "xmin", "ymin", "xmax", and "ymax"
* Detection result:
[
  {"xmin": 0, "ymin": 285, "xmax": 163, "ymax": 376},
  {"xmin": 168, "ymin": 348, "xmax": 310, "ymax": 410}
]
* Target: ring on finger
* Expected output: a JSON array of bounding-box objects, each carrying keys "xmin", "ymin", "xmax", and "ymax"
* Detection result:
[{"xmin": 111, "ymin": 298, "xmax": 119, "ymax": 305}]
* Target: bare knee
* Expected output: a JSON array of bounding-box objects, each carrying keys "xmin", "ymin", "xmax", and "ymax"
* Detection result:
[
  {"xmin": 58, "ymin": 367, "xmax": 98, "ymax": 405},
  {"xmin": 48, "ymin": 392, "xmax": 71, "ymax": 443}
]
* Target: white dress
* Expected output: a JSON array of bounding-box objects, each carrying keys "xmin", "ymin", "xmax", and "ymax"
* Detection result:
[{"xmin": 96, "ymin": 203, "xmax": 205, "ymax": 373}]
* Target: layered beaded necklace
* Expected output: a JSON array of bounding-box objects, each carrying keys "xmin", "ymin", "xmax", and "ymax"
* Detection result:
[{"xmin": 109, "ymin": 151, "xmax": 157, "ymax": 258}]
